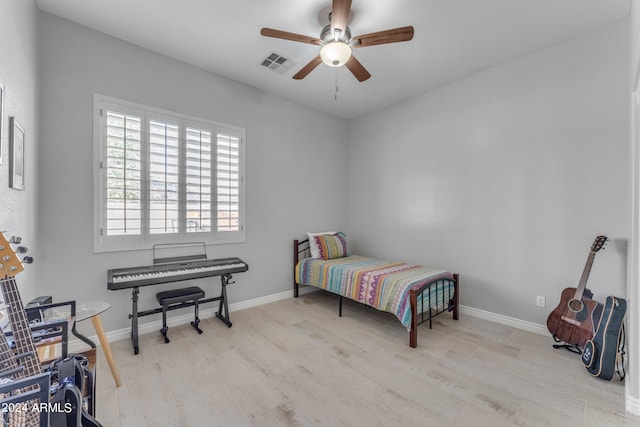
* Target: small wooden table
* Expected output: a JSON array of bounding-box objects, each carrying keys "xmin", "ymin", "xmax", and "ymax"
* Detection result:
[{"xmin": 75, "ymin": 301, "xmax": 122, "ymax": 387}]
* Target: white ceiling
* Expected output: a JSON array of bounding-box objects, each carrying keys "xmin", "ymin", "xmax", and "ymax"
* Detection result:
[{"xmin": 34, "ymin": 0, "xmax": 631, "ymax": 119}]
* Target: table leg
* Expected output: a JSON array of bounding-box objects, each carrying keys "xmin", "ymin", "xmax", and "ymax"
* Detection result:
[{"xmin": 90, "ymin": 315, "xmax": 122, "ymax": 387}]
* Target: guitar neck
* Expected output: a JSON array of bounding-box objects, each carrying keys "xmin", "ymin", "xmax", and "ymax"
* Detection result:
[
  {"xmin": 0, "ymin": 320, "xmax": 22, "ymax": 376},
  {"xmin": 0, "ymin": 276, "xmax": 43, "ymax": 426},
  {"xmin": 575, "ymin": 251, "xmax": 596, "ymax": 300},
  {"xmin": 1, "ymin": 276, "xmax": 41, "ymax": 378}
]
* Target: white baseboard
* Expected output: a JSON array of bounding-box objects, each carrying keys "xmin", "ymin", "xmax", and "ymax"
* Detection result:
[
  {"xmin": 627, "ymin": 396, "xmax": 640, "ymax": 417},
  {"xmin": 458, "ymin": 304, "xmax": 548, "ymax": 336}
]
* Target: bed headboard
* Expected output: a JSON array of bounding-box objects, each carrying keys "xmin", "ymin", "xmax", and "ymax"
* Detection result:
[
  {"xmin": 293, "ymin": 239, "xmax": 310, "ymax": 297},
  {"xmin": 294, "ymin": 239, "xmax": 310, "ymax": 262}
]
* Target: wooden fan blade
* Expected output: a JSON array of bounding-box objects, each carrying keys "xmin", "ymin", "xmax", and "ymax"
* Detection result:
[
  {"xmin": 330, "ymin": 0, "xmax": 352, "ymax": 33},
  {"xmin": 345, "ymin": 55, "xmax": 371, "ymax": 82},
  {"xmin": 293, "ymin": 55, "xmax": 323, "ymax": 80},
  {"xmin": 260, "ymin": 28, "xmax": 322, "ymax": 46},
  {"xmin": 353, "ymin": 26, "xmax": 414, "ymax": 48}
]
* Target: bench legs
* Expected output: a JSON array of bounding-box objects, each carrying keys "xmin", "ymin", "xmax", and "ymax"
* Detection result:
[
  {"xmin": 160, "ymin": 298, "xmax": 203, "ymax": 343},
  {"xmin": 191, "ymin": 302, "xmax": 203, "ymax": 334},
  {"xmin": 156, "ymin": 286, "xmax": 205, "ymax": 344},
  {"xmin": 161, "ymin": 309, "xmax": 170, "ymax": 343}
]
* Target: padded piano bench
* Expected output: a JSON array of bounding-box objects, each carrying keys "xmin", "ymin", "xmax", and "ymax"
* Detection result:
[{"xmin": 156, "ymin": 286, "xmax": 205, "ymax": 344}]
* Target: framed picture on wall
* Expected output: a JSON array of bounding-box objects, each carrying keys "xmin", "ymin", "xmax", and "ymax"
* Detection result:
[{"xmin": 9, "ymin": 117, "xmax": 24, "ymax": 191}]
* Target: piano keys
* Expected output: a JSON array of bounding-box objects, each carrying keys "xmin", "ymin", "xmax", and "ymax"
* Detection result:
[
  {"xmin": 107, "ymin": 257, "xmax": 248, "ymax": 290},
  {"xmin": 108, "ymin": 253, "xmax": 248, "ymax": 355}
]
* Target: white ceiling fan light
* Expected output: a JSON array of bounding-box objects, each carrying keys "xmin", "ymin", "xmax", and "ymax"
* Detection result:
[{"xmin": 320, "ymin": 41, "xmax": 352, "ymax": 67}]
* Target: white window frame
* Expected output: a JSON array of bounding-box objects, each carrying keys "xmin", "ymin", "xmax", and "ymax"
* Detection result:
[{"xmin": 93, "ymin": 94, "xmax": 246, "ymax": 252}]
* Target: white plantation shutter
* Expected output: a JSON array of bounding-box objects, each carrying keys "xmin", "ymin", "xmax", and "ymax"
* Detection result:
[
  {"xmin": 148, "ymin": 118, "xmax": 180, "ymax": 234},
  {"xmin": 186, "ymin": 127, "xmax": 212, "ymax": 233},
  {"xmin": 104, "ymin": 110, "xmax": 142, "ymax": 236},
  {"xmin": 94, "ymin": 95, "xmax": 245, "ymax": 252},
  {"xmin": 216, "ymin": 132, "xmax": 241, "ymax": 232}
]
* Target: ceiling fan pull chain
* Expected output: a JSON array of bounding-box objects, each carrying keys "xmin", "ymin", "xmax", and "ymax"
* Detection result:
[{"xmin": 335, "ymin": 69, "xmax": 339, "ymax": 101}]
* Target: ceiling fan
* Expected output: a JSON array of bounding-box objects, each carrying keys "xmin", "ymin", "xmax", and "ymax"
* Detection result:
[{"xmin": 260, "ymin": 0, "xmax": 414, "ymax": 82}]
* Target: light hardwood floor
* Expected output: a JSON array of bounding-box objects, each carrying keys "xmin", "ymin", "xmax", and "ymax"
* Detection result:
[{"xmin": 94, "ymin": 290, "xmax": 639, "ymax": 426}]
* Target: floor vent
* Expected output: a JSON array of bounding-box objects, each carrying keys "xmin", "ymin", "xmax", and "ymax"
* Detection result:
[{"xmin": 259, "ymin": 52, "xmax": 296, "ymax": 75}]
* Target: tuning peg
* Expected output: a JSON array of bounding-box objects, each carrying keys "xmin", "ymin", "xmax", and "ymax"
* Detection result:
[
  {"xmin": 9, "ymin": 236, "xmax": 21, "ymax": 244},
  {"xmin": 16, "ymin": 246, "xmax": 27, "ymax": 254},
  {"xmin": 22, "ymin": 256, "xmax": 34, "ymax": 264}
]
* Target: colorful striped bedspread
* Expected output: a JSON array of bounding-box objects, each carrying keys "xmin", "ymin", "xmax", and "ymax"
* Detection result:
[{"xmin": 295, "ymin": 255, "xmax": 455, "ymax": 330}]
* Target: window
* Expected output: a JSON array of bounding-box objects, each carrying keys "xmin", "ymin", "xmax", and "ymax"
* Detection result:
[{"xmin": 93, "ymin": 95, "xmax": 245, "ymax": 252}]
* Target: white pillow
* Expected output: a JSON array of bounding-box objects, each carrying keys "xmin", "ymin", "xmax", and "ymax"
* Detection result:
[{"xmin": 307, "ymin": 231, "xmax": 336, "ymax": 259}]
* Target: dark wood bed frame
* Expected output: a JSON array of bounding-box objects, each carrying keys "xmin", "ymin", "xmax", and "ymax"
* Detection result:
[{"xmin": 293, "ymin": 239, "xmax": 459, "ymax": 348}]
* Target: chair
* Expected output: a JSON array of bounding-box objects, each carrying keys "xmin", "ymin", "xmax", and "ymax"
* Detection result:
[
  {"xmin": 0, "ymin": 371, "xmax": 51, "ymax": 427},
  {"xmin": 24, "ymin": 300, "xmax": 96, "ymax": 362}
]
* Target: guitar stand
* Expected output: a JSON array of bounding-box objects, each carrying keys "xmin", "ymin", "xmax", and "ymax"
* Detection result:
[{"xmin": 552, "ymin": 335, "xmax": 582, "ymax": 355}]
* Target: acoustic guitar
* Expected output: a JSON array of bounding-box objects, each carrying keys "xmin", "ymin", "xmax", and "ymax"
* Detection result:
[{"xmin": 546, "ymin": 235, "xmax": 607, "ymax": 348}]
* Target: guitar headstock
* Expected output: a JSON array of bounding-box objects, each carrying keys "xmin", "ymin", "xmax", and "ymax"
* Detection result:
[
  {"xmin": 0, "ymin": 232, "xmax": 31, "ymax": 279},
  {"xmin": 591, "ymin": 235, "xmax": 608, "ymax": 253}
]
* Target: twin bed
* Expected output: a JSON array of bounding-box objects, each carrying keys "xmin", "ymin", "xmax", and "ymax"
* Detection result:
[{"xmin": 293, "ymin": 233, "xmax": 459, "ymax": 348}]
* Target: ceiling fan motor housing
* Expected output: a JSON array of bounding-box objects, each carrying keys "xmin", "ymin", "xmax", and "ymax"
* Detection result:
[{"xmin": 320, "ymin": 24, "xmax": 351, "ymax": 44}]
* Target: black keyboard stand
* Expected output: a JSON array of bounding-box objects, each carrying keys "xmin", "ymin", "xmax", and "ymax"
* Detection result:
[
  {"xmin": 128, "ymin": 274, "xmax": 235, "ymax": 355},
  {"xmin": 215, "ymin": 274, "xmax": 234, "ymax": 328}
]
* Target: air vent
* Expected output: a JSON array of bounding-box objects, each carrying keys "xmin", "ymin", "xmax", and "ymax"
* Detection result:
[{"xmin": 259, "ymin": 52, "xmax": 296, "ymax": 75}]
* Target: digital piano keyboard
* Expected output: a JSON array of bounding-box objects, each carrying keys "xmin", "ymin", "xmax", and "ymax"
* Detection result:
[
  {"xmin": 107, "ymin": 254, "xmax": 248, "ymax": 355},
  {"xmin": 107, "ymin": 257, "xmax": 248, "ymax": 290}
]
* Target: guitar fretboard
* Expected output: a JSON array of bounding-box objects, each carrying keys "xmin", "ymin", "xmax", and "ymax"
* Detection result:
[
  {"xmin": 574, "ymin": 251, "xmax": 596, "ymax": 301},
  {"xmin": 1, "ymin": 276, "xmax": 42, "ymax": 426},
  {"xmin": 1, "ymin": 277, "xmax": 40, "ymax": 377}
]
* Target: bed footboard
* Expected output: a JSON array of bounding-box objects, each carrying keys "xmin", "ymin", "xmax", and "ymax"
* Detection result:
[{"xmin": 409, "ymin": 273, "xmax": 459, "ymax": 348}]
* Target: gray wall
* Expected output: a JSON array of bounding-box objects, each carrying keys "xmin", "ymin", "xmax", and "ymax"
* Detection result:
[
  {"xmin": 347, "ymin": 21, "xmax": 630, "ymax": 325},
  {"xmin": 0, "ymin": 1, "xmax": 39, "ymax": 299},
  {"xmin": 36, "ymin": 12, "xmax": 349, "ymax": 333}
]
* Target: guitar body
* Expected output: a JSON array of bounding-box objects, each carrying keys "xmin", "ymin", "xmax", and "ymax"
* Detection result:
[
  {"xmin": 547, "ymin": 236, "xmax": 608, "ymax": 348},
  {"xmin": 546, "ymin": 287, "xmax": 602, "ymax": 347}
]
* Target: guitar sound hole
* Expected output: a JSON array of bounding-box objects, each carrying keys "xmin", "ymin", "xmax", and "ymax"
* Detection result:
[{"xmin": 568, "ymin": 298, "xmax": 583, "ymax": 313}]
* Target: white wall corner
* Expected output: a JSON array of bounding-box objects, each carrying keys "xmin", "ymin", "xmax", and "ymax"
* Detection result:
[{"xmin": 626, "ymin": 395, "xmax": 640, "ymax": 417}]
